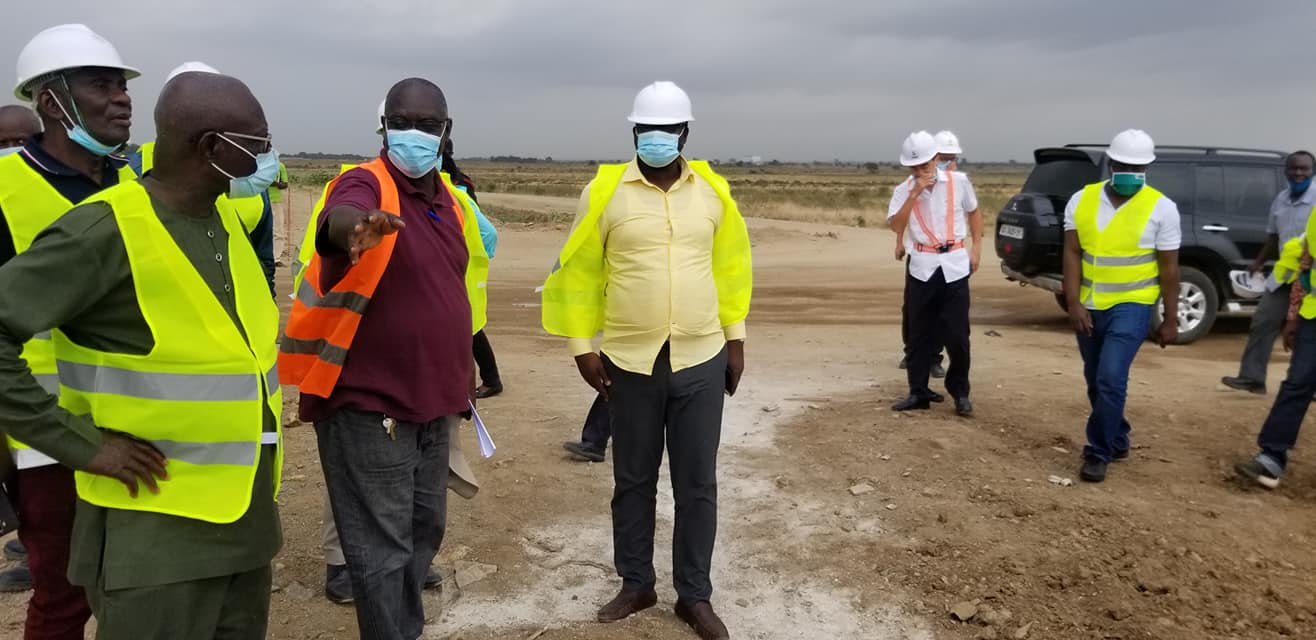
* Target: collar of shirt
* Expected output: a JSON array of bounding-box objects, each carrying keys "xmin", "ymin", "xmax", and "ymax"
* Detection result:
[
  {"xmin": 622, "ymin": 157, "xmax": 695, "ymax": 190},
  {"xmin": 376, "ymin": 149, "xmax": 453, "ymax": 209},
  {"xmin": 21, "ymin": 133, "xmax": 128, "ymax": 180},
  {"xmin": 1282, "ymin": 186, "xmax": 1316, "ymax": 207}
]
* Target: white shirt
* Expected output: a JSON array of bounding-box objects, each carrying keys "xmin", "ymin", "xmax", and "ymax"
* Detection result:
[
  {"xmin": 888, "ymin": 170, "xmax": 978, "ymax": 283},
  {"xmin": 1063, "ymin": 183, "xmax": 1182, "ymax": 308},
  {"xmin": 1262, "ymin": 187, "xmax": 1314, "ymax": 291}
]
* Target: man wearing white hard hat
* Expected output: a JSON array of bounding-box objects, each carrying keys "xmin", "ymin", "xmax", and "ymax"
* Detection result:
[
  {"xmin": 894, "ymin": 130, "xmax": 969, "ymax": 378},
  {"xmin": 0, "ymin": 23, "xmax": 143, "ymax": 640},
  {"xmin": 888, "ymin": 130, "xmax": 981, "ymax": 417},
  {"xmin": 541, "ymin": 81, "xmax": 751, "ymax": 640},
  {"xmin": 1222, "ymin": 151, "xmax": 1316, "ymax": 395},
  {"xmin": 130, "ymin": 61, "xmax": 278, "ymax": 297},
  {"xmin": 1061, "ymin": 129, "xmax": 1180, "ymax": 483}
]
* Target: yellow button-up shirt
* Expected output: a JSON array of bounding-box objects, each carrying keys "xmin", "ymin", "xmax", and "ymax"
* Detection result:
[{"xmin": 567, "ymin": 160, "xmax": 746, "ymax": 375}]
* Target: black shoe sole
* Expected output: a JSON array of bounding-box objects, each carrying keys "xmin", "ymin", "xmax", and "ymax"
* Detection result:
[
  {"xmin": 562, "ymin": 442, "xmax": 606, "ymax": 462},
  {"xmin": 474, "ymin": 385, "xmax": 503, "ymax": 399}
]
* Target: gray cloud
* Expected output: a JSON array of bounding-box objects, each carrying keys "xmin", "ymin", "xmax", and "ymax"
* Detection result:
[{"xmin": 3, "ymin": 0, "xmax": 1313, "ymax": 162}]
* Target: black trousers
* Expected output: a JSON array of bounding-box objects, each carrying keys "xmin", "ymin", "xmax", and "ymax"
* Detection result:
[
  {"xmin": 580, "ymin": 393, "xmax": 612, "ymax": 449},
  {"xmin": 472, "ymin": 329, "xmax": 501, "ymax": 387},
  {"xmin": 604, "ymin": 344, "xmax": 726, "ymax": 603},
  {"xmin": 902, "ymin": 257, "xmax": 943, "ymax": 363},
  {"xmin": 904, "ymin": 267, "xmax": 971, "ymax": 399}
]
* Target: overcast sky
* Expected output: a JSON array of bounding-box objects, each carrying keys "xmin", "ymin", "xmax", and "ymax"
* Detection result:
[{"xmin": 4, "ymin": 1, "xmax": 1313, "ymax": 162}]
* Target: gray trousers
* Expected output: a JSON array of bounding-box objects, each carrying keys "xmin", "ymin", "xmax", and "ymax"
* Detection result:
[
  {"xmin": 605, "ymin": 344, "xmax": 726, "ymax": 604},
  {"xmin": 316, "ymin": 410, "xmax": 454, "ymax": 640},
  {"xmin": 1237, "ymin": 284, "xmax": 1292, "ymax": 384}
]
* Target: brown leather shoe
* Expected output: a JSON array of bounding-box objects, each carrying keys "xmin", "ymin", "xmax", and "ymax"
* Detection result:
[
  {"xmin": 675, "ymin": 600, "xmax": 730, "ymax": 640},
  {"xmin": 597, "ymin": 589, "xmax": 658, "ymax": 623}
]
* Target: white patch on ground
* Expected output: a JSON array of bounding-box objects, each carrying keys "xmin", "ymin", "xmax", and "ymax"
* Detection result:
[{"xmin": 425, "ymin": 363, "xmax": 931, "ymax": 639}]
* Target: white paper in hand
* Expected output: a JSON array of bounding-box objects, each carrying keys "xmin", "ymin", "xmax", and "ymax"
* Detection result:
[{"xmin": 469, "ymin": 400, "xmax": 496, "ymax": 458}]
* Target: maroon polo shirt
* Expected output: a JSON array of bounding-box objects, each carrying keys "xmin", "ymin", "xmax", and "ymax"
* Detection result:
[{"xmin": 298, "ymin": 152, "xmax": 473, "ymax": 424}]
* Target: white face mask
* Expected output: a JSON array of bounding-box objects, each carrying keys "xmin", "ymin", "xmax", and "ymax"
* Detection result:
[{"xmin": 0, "ymin": 146, "xmax": 22, "ymax": 156}]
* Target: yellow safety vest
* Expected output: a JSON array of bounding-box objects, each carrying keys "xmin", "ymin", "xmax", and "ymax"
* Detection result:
[
  {"xmin": 291, "ymin": 163, "xmax": 489, "ymax": 334},
  {"xmin": 1274, "ymin": 234, "xmax": 1305, "ymax": 286},
  {"xmin": 55, "ymin": 181, "xmax": 283, "ymax": 523},
  {"xmin": 137, "ymin": 140, "xmax": 265, "ymax": 233},
  {"xmin": 0, "ymin": 152, "xmax": 137, "ymax": 470},
  {"xmin": 540, "ymin": 160, "xmax": 753, "ymax": 338},
  {"xmin": 1074, "ymin": 182, "xmax": 1164, "ymax": 310},
  {"xmin": 1297, "ymin": 207, "xmax": 1316, "ymax": 319}
]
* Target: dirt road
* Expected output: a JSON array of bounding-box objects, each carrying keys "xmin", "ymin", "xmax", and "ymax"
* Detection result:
[{"xmin": 3, "ymin": 192, "xmax": 1314, "ymax": 640}]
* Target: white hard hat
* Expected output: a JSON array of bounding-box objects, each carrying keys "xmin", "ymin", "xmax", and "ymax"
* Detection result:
[
  {"xmin": 1229, "ymin": 270, "xmax": 1265, "ymax": 300},
  {"xmin": 165, "ymin": 61, "xmax": 219, "ymax": 83},
  {"xmin": 375, "ymin": 99, "xmax": 385, "ymax": 134},
  {"xmin": 900, "ymin": 131, "xmax": 939, "ymax": 166},
  {"xmin": 935, "ymin": 130, "xmax": 962, "ymax": 155},
  {"xmin": 1106, "ymin": 129, "xmax": 1156, "ymax": 165},
  {"xmin": 627, "ymin": 81, "xmax": 694, "ymax": 125},
  {"xmin": 15, "ymin": 24, "xmax": 140, "ymax": 100}
]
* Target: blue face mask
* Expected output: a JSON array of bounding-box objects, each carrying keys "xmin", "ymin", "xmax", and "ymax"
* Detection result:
[
  {"xmin": 937, "ymin": 160, "xmax": 951, "ymax": 171},
  {"xmin": 48, "ymin": 81, "xmax": 121, "ymax": 157},
  {"xmin": 1290, "ymin": 176, "xmax": 1312, "ymax": 198},
  {"xmin": 1110, "ymin": 172, "xmax": 1146, "ymax": 196},
  {"xmin": 386, "ymin": 127, "xmax": 444, "ymax": 179},
  {"xmin": 211, "ymin": 133, "xmax": 280, "ymax": 199},
  {"xmin": 636, "ymin": 130, "xmax": 681, "ymax": 168}
]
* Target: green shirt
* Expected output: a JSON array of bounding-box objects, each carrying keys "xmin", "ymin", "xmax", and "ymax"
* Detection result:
[
  {"xmin": 268, "ymin": 162, "xmax": 288, "ymax": 203},
  {"xmin": 0, "ymin": 194, "xmax": 281, "ymax": 590}
]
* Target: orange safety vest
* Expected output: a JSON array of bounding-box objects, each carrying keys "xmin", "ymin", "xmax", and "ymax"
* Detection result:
[
  {"xmin": 279, "ymin": 157, "xmax": 466, "ymax": 397},
  {"xmin": 911, "ymin": 174, "xmax": 962, "ymax": 253}
]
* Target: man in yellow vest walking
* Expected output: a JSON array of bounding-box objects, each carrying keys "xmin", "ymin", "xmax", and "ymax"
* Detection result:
[
  {"xmin": 0, "ymin": 23, "xmax": 148, "ymax": 639},
  {"xmin": 1063, "ymin": 129, "xmax": 1181, "ymax": 483},
  {"xmin": 1235, "ymin": 196, "xmax": 1316, "ymax": 489},
  {"xmin": 541, "ymin": 81, "xmax": 751, "ymax": 640},
  {"xmin": 0, "ymin": 70, "xmax": 282, "ymax": 639}
]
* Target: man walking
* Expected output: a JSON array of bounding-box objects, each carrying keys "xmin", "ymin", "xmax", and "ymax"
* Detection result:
[
  {"xmin": 0, "ymin": 69, "xmax": 283, "ymax": 639},
  {"xmin": 0, "ymin": 23, "xmax": 143, "ymax": 639},
  {"xmin": 280, "ymin": 78, "xmax": 488, "ymax": 640},
  {"xmin": 1222, "ymin": 151, "xmax": 1315, "ymax": 394},
  {"xmin": 541, "ymin": 81, "xmax": 752, "ymax": 640},
  {"xmin": 1063, "ymin": 129, "xmax": 1180, "ymax": 483},
  {"xmin": 887, "ymin": 130, "xmax": 981, "ymax": 417}
]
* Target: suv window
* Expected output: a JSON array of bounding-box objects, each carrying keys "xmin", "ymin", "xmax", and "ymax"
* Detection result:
[
  {"xmin": 1023, "ymin": 159, "xmax": 1098, "ymax": 197},
  {"xmin": 1196, "ymin": 166, "xmax": 1225, "ymax": 217},
  {"xmin": 1144, "ymin": 163, "xmax": 1195, "ymax": 216},
  {"xmin": 1224, "ymin": 165, "xmax": 1279, "ymax": 219}
]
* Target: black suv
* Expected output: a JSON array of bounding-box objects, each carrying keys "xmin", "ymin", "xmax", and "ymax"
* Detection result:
[{"xmin": 994, "ymin": 144, "xmax": 1288, "ymax": 344}]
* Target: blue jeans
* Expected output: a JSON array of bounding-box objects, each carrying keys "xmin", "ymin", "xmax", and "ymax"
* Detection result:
[
  {"xmin": 1255, "ymin": 317, "xmax": 1316, "ymax": 472},
  {"xmin": 1076, "ymin": 303, "xmax": 1153, "ymax": 463}
]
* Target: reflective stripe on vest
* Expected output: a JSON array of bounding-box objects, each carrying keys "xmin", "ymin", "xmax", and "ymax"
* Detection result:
[
  {"xmin": 0, "ymin": 152, "xmax": 137, "ymax": 468},
  {"xmin": 57, "ymin": 180, "xmax": 282, "ymax": 524},
  {"xmin": 280, "ymin": 159, "xmax": 489, "ymax": 398},
  {"xmin": 1074, "ymin": 182, "xmax": 1164, "ymax": 310}
]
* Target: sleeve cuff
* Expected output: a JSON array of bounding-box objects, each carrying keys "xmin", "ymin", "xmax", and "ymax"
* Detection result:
[
  {"xmin": 723, "ymin": 322, "xmax": 747, "ymax": 342},
  {"xmin": 567, "ymin": 338, "xmax": 594, "ymax": 357}
]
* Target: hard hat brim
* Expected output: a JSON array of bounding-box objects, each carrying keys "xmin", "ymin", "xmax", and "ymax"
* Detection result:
[
  {"xmin": 938, "ymin": 144, "xmax": 963, "ymax": 155},
  {"xmin": 627, "ymin": 115, "xmax": 694, "ymax": 125},
  {"xmin": 900, "ymin": 156, "xmax": 932, "ymax": 167},
  {"xmin": 1105, "ymin": 148, "xmax": 1155, "ymax": 165},
  {"xmin": 15, "ymin": 64, "xmax": 141, "ymax": 101}
]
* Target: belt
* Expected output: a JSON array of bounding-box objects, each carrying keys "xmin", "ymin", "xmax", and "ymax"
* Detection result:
[{"xmin": 915, "ymin": 240, "xmax": 964, "ymax": 254}]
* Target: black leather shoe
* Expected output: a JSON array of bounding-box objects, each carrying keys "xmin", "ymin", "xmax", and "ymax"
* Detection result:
[
  {"xmin": 424, "ymin": 567, "xmax": 444, "ymax": 591},
  {"xmin": 1080, "ymin": 457, "xmax": 1108, "ymax": 483},
  {"xmin": 563, "ymin": 440, "xmax": 606, "ymax": 462},
  {"xmin": 2, "ymin": 539, "xmax": 25, "ymax": 561},
  {"xmin": 475, "ymin": 384, "xmax": 503, "ymax": 399},
  {"xmin": 954, "ymin": 397, "xmax": 973, "ymax": 417},
  {"xmin": 1221, "ymin": 376, "xmax": 1265, "ymax": 394},
  {"xmin": 929, "ymin": 391, "xmax": 945, "ymax": 403},
  {"xmin": 893, "ymin": 395, "xmax": 931, "ymax": 411},
  {"xmin": 1113, "ymin": 448, "xmax": 1130, "ymax": 460},
  {"xmin": 0, "ymin": 564, "xmax": 32, "ymax": 593},
  {"xmin": 931, "ymin": 362, "xmax": 947, "ymax": 379},
  {"xmin": 898, "ymin": 356, "xmax": 908, "ymax": 370},
  {"xmin": 324, "ymin": 564, "xmax": 353, "ymax": 604}
]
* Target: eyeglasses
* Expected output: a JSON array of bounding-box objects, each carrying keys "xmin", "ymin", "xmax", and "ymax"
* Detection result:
[
  {"xmin": 218, "ymin": 131, "xmax": 272, "ymax": 156},
  {"xmin": 383, "ymin": 116, "xmax": 451, "ymax": 138}
]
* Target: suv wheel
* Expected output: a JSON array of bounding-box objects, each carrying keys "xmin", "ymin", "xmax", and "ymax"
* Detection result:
[{"xmin": 1153, "ymin": 266, "xmax": 1218, "ymax": 344}]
